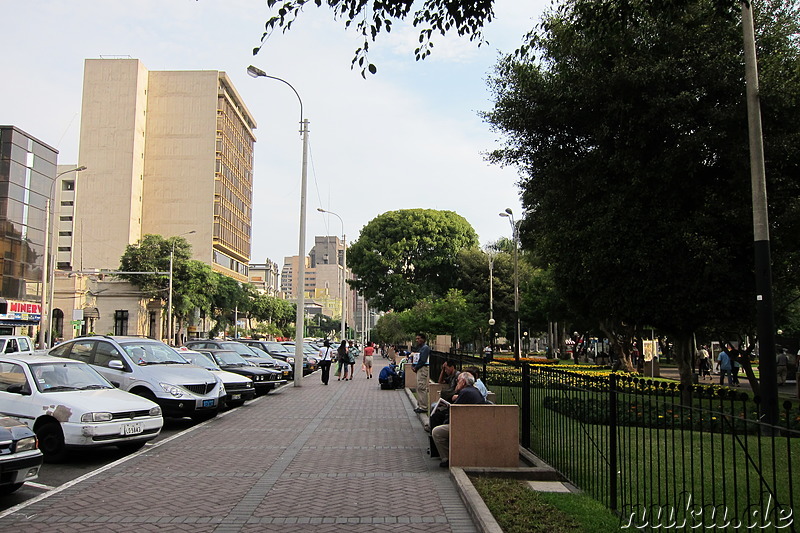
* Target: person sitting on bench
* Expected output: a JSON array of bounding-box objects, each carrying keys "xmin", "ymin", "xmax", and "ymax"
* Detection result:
[{"xmin": 431, "ymin": 372, "xmax": 486, "ymax": 468}]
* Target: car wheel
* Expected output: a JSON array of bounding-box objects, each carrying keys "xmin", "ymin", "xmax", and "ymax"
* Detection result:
[
  {"xmin": 117, "ymin": 441, "xmax": 147, "ymax": 454},
  {"xmin": 37, "ymin": 422, "xmax": 67, "ymax": 463},
  {"xmin": 0, "ymin": 483, "xmax": 24, "ymax": 496}
]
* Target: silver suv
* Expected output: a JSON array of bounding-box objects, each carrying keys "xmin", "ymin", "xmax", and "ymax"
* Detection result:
[{"xmin": 49, "ymin": 337, "xmax": 222, "ymax": 421}]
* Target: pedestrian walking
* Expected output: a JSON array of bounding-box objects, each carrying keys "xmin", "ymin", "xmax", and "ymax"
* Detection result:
[
  {"xmin": 777, "ymin": 349, "xmax": 789, "ymax": 385},
  {"xmin": 718, "ymin": 345, "xmax": 733, "ymax": 386},
  {"xmin": 317, "ymin": 339, "xmax": 335, "ymax": 385},
  {"xmin": 363, "ymin": 341, "xmax": 375, "ymax": 379},
  {"xmin": 698, "ymin": 345, "xmax": 711, "ymax": 380},
  {"xmin": 337, "ymin": 340, "xmax": 349, "ymax": 381},
  {"xmin": 347, "ymin": 340, "xmax": 358, "ymax": 380}
]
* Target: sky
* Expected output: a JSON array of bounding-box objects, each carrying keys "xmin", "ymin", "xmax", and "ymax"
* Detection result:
[{"xmin": 3, "ymin": 0, "xmax": 550, "ymax": 264}]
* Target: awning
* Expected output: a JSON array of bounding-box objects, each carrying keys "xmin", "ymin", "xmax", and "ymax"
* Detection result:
[{"xmin": 0, "ymin": 320, "xmax": 39, "ymax": 326}]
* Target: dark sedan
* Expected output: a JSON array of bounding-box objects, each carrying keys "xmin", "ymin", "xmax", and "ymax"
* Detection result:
[
  {"xmin": 0, "ymin": 415, "xmax": 43, "ymax": 495},
  {"xmin": 195, "ymin": 349, "xmax": 285, "ymax": 395}
]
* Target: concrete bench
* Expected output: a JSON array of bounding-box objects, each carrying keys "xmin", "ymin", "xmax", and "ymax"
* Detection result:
[{"xmin": 449, "ymin": 404, "xmax": 519, "ymax": 468}]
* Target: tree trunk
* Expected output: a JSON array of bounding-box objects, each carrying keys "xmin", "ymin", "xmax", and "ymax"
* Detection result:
[{"xmin": 673, "ymin": 333, "xmax": 695, "ymax": 406}]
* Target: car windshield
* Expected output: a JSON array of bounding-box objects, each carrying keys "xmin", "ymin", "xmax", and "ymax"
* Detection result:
[
  {"xmin": 178, "ymin": 350, "xmax": 220, "ymax": 371},
  {"xmin": 122, "ymin": 342, "xmax": 189, "ymax": 365},
  {"xmin": 213, "ymin": 351, "xmax": 249, "ymax": 366},
  {"xmin": 219, "ymin": 342, "xmax": 259, "ymax": 357},
  {"xmin": 265, "ymin": 342, "xmax": 291, "ymax": 353},
  {"xmin": 247, "ymin": 346, "xmax": 277, "ymax": 362},
  {"xmin": 31, "ymin": 361, "xmax": 112, "ymax": 392}
]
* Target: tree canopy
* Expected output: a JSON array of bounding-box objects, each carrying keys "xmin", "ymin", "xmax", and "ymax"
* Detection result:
[
  {"xmin": 484, "ymin": 0, "xmax": 800, "ymax": 375},
  {"xmin": 347, "ymin": 209, "xmax": 479, "ymax": 312}
]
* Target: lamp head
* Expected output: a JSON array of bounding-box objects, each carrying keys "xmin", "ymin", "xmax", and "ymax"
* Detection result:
[
  {"xmin": 247, "ymin": 65, "xmax": 267, "ymax": 78},
  {"xmin": 317, "ymin": 208, "xmax": 326, "ymax": 213},
  {"xmin": 488, "ymin": 318, "xmax": 495, "ymax": 326},
  {"xmin": 499, "ymin": 212, "xmax": 509, "ymax": 218},
  {"xmin": 75, "ymin": 166, "xmax": 87, "ymax": 172},
  {"xmin": 505, "ymin": 208, "xmax": 513, "ymax": 215}
]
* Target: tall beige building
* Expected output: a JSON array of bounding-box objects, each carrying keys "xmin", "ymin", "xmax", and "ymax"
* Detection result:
[
  {"xmin": 51, "ymin": 58, "xmax": 256, "ymax": 342},
  {"xmin": 73, "ymin": 58, "xmax": 256, "ymax": 281}
]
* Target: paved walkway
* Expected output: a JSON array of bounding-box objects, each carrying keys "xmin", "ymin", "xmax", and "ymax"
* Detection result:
[{"xmin": 0, "ymin": 367, "xmax": 477, "ymax": 533}]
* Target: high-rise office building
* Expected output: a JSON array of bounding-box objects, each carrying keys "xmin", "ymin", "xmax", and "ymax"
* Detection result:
[
  {"xmin": 51, "ymin": 58, "xmax": 257, "ymax": 342},
  {"xmin": 72, "ymin": 58, "xmax": 256, "ymax": 281},
  {"xmin": 0, "ymin": 126, "xmax": 56, "ymax": 335}
]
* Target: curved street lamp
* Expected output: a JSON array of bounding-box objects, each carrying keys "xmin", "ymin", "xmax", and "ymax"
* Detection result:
[
  {"xmin": 317, "ymin": 208, "xmax": 347, "ymax": 342},
  {"xmin": 499, "ymin": 208, "xmax": 521, "ymax": 362},
  {"xmin": 39, "ymin": 165, "xmax": 87, "ymax": 349},
  {"xmin": 248, "ymin": 65, "xmax": 309, "ymax": 387}
]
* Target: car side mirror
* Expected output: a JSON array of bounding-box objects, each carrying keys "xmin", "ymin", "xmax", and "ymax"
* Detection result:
[{"xmin": 108, "ymin": 360, "xmax": 125, "ymax": 370}]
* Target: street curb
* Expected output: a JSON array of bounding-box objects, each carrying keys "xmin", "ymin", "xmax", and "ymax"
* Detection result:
[{"xmin": 451, "ymin": 467, "xmax": 504, "ymax": 533}]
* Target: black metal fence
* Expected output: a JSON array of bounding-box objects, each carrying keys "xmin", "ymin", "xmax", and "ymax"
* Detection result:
[{"xmin": 481, "ymin": 361, "xmax": 800, "ymax": 530}]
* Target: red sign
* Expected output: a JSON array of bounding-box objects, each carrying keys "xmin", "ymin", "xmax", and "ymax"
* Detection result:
[{"xmin": 9, "ymin": 301, "xmax": 42, "ymax": 314}]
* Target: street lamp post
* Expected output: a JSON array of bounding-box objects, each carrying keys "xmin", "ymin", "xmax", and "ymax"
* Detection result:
[
  {"xmin": 317, "ymin": 208, "xmax": 347, "ymax": 342},
  {"xmin": 168, "ymin": 230, "xmax": 196, "ymax": 346},
  {"xmin": 39, "ymin": 165, "xmax": 87, "ymax": 349},
  {"xmin": 248, "ymin": 65, "xmax": 309, "ymax": 387},
  {"xmin": 499, "ymin": 208, "xmax": 521, "ymax": 362}
]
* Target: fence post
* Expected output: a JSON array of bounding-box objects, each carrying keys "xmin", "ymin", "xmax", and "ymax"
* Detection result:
[
  {"xmin": 522, "ymin": 362, "xmax": 531, "ymax": 449},
  {"xmin": 609, "ymin": 372, "xmax": 618, "ymax": 511}
]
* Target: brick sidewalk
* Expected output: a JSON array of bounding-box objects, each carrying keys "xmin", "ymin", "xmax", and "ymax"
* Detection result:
[{"xmin": 0, "ymin": 370, "xmax": 477, "ymax": 532}]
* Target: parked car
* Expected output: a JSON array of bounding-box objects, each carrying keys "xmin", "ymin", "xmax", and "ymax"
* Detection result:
[
  {"xmin": 0, "ymin": 415, "xmax": 43, "ymax": 495},
  {"xmin": 0, "ymin": 354, "xmax": 163, "ymax": 462},
  {"xmin": 244, "ymin": 345, "xmax": 294, "ymax": 379},
  {"xmin": 240, "ymin": 340, "xmax": 313, "ymax": 374},
  {"xmin": 194, "ymin": 349, "xmax": 285, "ymax": 395},
  {"xmin": 174, "ymin": 348, "xmax": 255, "ymax": 408},
  {"xmin": 185, "ymin": 340, "xmax": 293, "ymax": 380},
  {"xmin": 48, "ymin": 336, "xmax": 222, "ymax": 422},
  {"xmin": 281, "ymin": 342, "xmax": 322, "ymax": 369},
  {"xmin": 0, "ymin": 335, "xmax": 35, "ymax": 356}
]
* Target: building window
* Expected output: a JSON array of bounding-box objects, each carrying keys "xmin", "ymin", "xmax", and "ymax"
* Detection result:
[
  {"xmin": 59, "ymin": 216, "xmax": 73, "ymax": 222},
  {"xmin": 60, "ymin": 201, "xmax": 74, "ymax": 207},
  {"xmin": 114, "ymin": 310, "xmax": 129, "ymax": 336},
  {"xmin": 62, "ymin": 180, "xmax": 75, "ymax": 191},
  {"xmin": 58, "ymin": 231, "xmax": 72, "ymax": 237}
]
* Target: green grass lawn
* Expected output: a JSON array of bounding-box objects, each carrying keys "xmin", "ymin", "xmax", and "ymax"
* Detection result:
[
  {"xmin": 471, "ymin": 476, "xmax": 619, "ymax": 533},
  {"xmin": 492, "ymin": 384, "xmax": 799, "ymax": 528}
]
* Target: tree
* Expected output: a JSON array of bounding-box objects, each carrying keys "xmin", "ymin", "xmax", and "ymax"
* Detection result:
[
  {"xmin": 372, "ymin": 312, "xmax": 409, "ymax": 345},
  {"xmin": 484, "ymin": 0, "xmax": 800, "ymax": 392},
  {"xmin": 347, "ymin": 209, "xmax": 479, "ymax": 311},
  {"xmin": 256, "ymin": 0, "xmax": 497, "ymax": 76}
]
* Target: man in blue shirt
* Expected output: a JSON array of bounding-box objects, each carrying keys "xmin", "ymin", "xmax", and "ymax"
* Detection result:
[
  {"xmin": 717, "ymin": 345, "xmax": 733, "ymax": 386},
  {"xmin": 412, "ymin": 333, "xmax": 431, "ymax": 413}
]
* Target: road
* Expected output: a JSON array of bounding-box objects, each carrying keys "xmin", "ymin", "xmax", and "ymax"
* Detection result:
[{"xmin": 0, "ymin": 416, "xmax": 200, "ymax": 512}]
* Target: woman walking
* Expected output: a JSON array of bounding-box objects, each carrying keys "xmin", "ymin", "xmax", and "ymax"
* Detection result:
[
  {"xmin": 318, "ymin": 339, "xmax": 335, "ymax": 385},
  {"xmin": 363, "ymin": 341, "xmax": 375, "ymax": 379},
  {"xmin": 337, "ymin": 340, "xmax": 349, "ymax": 381},
  {"xmin": 347, "ymin": 341, "xmax": 358, "ymax": 380}
]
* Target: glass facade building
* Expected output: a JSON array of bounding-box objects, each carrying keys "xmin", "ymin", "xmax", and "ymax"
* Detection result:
[{"xmin": 0, "ymin": 126, "xmax": 56, "ymax": 333}]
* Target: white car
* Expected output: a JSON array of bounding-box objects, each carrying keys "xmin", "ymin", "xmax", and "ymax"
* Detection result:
[
  {"xmin": 174, "ymin": 348, "xmax": 255, "ymax": 408},
  {"xmin": 0, "ymin": 335, "xmax": 35, "ymax": 356},
  {"xmin": 0, "ymin": 354, "xmax": 163, "ymax": 462}
]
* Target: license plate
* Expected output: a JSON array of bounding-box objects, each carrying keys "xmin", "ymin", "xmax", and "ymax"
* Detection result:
[
  {"xmin": 202, "ymin": 399, "xmax": 215, "ymax": 408},
  {"xmin": 121, "ymin": 422, "xmax": 144, "ymax": 435},
  {"xmin": 231, "ymin": 394, "xmax": 241, "ymax": 400}
]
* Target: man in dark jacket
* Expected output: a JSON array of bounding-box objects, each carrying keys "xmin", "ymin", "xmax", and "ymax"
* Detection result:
[
  {"xmin": 412, "ymin": 333, "xmax": 431, "ymax": 413},
  {"xmin": 431, "ymin": 372, "xmax": 485, "ymax": 468}
]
